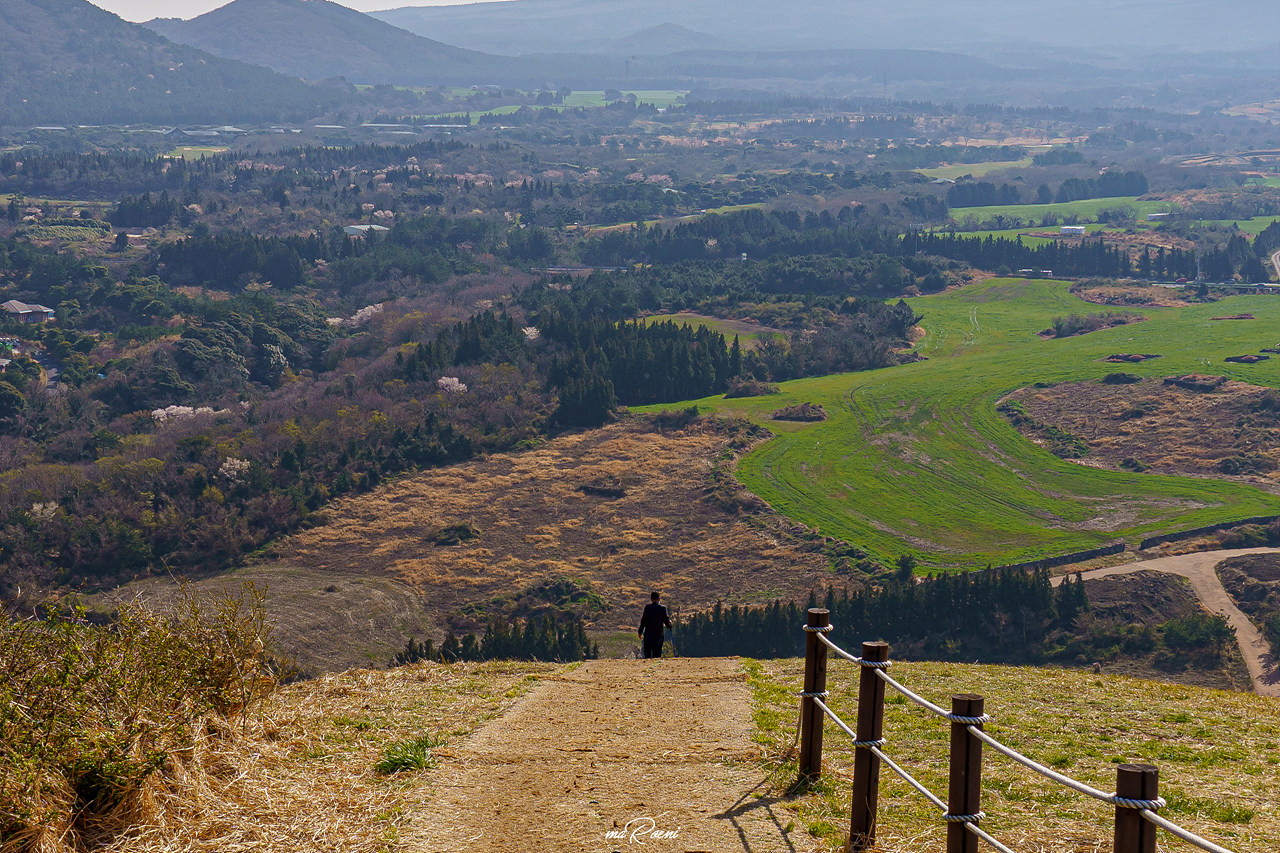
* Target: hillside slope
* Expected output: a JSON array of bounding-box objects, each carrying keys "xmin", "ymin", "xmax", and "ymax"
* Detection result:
[
  {"xmin": 146, "ymin": 0, "xmax": 515, "ymax": 86},
  {"xmin": 0, "ymin": 0, "xmax": 342, "ymax": 125}
]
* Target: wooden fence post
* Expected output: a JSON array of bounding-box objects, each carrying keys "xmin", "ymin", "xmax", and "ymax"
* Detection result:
[
  {"xmin": 1114, "ymin": 764, "xmax": 1158, "ymax": 853},
  {"xmin": 847, "ymin": 641, "xmax": 889, "ymax": 853},
  {"xmin": 798, "ymin": 608, "xmax": 830, "ymax": 781},
  {"xmin": 946, "ymin": 694, "xmax": 984, "ymax": 853}
]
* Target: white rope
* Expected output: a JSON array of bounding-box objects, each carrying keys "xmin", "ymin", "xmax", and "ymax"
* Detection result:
[
  {"xmin": 803, "ymin": 623, "xmax": 834, "ymax": 633},
  {"xmin": 798, "ymin": 690, "xmax": 830, "ymax": 699},
  {"xmin": 947, "ymin": 713, "xmax": 992, "ymax": 725},
  {"xmin": 967, "ymin": 725, "xmax": 1114, "ymax": 803},
  {"xmin": 813, "ymin": 696, "xmax": 858, "ymax": 740},
  {"xmin": 1114, "ymin": 796, "xmax": 1167, "ymax": 811},
  {"xmin": 816, "ymin": 632, "xmax": 892, "ymax": 668},
  {"xmin": 810, "ymin": 697, "xmax": 885, "ymax": 747},
  {"xmin": 943, "ymin": 811, "xmax": 985, "ymax": 823},
  {"xmin": 869, "ymin": 745, "xmax": 949, "ymax": 812},
  {"xmin": 1140, "ymin": 809, "xmax": 1238, "ymax": 853},
  {"xmin": 875, "ymin": 666, "xmax": 952, "ymax": 718},
  {"xmin": 965, "ymin": 821, "xmax": 1019, "ymax": 853}
]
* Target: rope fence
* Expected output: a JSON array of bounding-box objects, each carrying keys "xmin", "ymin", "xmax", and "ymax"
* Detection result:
[{"xmin": 796, "ymin": 607, "xmax": 1244, "ymax": 853}]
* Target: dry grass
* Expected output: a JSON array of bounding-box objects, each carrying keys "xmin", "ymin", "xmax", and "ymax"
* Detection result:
[
  {"xmin": 1073, "ymin": 283, "xmax": 1194, "ymax": 308},
  {"xmin": 103, "ymin": 661, "xmax": 552, "ymax": 853},
  {"xmin": 749, "ymin": 658, "xmax": 1280, "ymax": 853},
  {"xmin": 269, "ymin": 421, "xmax": 835, "ymax": 638},
  {"xmin": 1006, "ymin": 379, "xmax": 1280, "ymax": 493},
  {"xmin": 90, "ymin": 567, "xmax": 439, "ymax": 676}
]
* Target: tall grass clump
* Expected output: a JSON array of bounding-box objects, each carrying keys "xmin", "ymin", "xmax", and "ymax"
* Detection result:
[{"xmin": 0, "ymin": 584, "xmax": 276, "ymax": 852}]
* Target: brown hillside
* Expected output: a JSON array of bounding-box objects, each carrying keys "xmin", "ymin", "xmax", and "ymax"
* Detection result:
[
  {"xmin": 1005, "ymin": 378, "xmax": 1280, "ymax": 490},
  {"xmin": 272, "ymin": 420, "xmax": 836, "ymax": 637}
]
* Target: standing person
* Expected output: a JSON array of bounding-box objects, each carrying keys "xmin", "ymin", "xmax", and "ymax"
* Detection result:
[{"xmin": 638, "ymin": 591, "xmax": 673, "ymax": 659}]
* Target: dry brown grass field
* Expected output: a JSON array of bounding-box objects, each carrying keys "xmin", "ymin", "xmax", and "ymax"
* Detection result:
[
  {"xmin": 1006, "ymin": 379, "xmax": 1280, "ymax": 493},
  {"xmin": 265, "ymin": 420, "xmax": 835, "ymax": 652},
  {"xmin": 100, "ymin": 661, "xmax": 553, "ymax": 853}
]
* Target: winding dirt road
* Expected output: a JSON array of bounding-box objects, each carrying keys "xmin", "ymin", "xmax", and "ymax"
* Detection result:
[
  {"xmin": 403, "ymin": 658, "xmax": 815, "ymax": 853},
  {"xmin": 1056, "ymin": 547, "xmax": 1280, "ymax": 697}
]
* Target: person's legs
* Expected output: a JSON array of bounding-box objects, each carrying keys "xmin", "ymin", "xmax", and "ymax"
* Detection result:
[{"xmin": 643, "ymin": 637, "xmax": 663, "ymax": 658}]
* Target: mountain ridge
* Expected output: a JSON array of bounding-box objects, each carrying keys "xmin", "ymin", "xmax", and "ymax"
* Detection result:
[
  {"xmin": 0, "ymin": 0, "xmax": 344, "ymax": 125},
  {"xmin": 145, "ymin": 0, "xmax": 515, "ymax": 87}
]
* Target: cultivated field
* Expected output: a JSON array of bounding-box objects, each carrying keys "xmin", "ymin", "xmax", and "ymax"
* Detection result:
[
  {"xmin": 916, "ymin": 157, "xmax": 1033, "ymax": 180},
  {"xmin": 641, "ymin": 280, "xmax": 1280, "ymax": 569},
  {"xmin": 951, "ymin": 196, "xmax": 1171, "ymax": 226}
]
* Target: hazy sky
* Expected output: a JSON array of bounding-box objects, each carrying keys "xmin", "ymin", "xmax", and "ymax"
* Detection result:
[{"xmin": 91, "ymin": 0, "xmax": 498, "ymax": 23}]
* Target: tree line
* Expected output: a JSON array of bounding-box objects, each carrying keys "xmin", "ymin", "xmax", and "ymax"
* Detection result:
[
  {"xmin": 678, "ymin": 568, "xmax": 1087, "ymax": 662},
  {"xmin": 391, "ymin": 613, "xmax": 598, "ymax": 665}
]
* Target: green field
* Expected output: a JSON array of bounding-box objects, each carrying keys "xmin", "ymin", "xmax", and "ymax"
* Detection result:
[
  {"xmin": 164, "ymin": 145, "xmax": 229, "ymax": 160},
  {"xmin": 1197, "ymin": 216, "xmax": 1280, "ymax": 236},
  {"xmin": 952, "ymin": 196, "xmax": 1173, "ymax": 226},
  {"xmin": 641, "ymin": 312, "xmax": 780, "ymax": 348},
  {"xmin": 637, "ymin": 279, "xmax": 1280, "ymax": 569},
  {"xmin": 917, "ymin": 158, "xmax": 1033, "ymax": 181},
  {"xmin": 421, "ymin": 90, "xmax": 687, "ymax": 125}
]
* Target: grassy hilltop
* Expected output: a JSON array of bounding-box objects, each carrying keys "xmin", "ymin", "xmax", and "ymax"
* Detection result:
[
  {"xmin": 638, "ymin": 280, "xmax": 1280, "ymax": 569},
  {"xmin": 751, "ymin": 656, "xmax": 1280, "ymax": 852}
]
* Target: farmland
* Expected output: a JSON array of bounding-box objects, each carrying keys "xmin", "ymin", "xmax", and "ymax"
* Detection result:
[
  {"xmin": 639, "ymin": 280, "xmax": 1280, "ymax": 569},
  {"xmin": 951, "ymin": 196, "xmax": 1172, "ymax": 227},
  {"xmin": 916, "ymin": 156, "xmax": 1033, "ymax": 180}
]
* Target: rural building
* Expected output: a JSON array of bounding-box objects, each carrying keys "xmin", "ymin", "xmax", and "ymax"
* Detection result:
[
  {"xmin": 1146, "ymin": 212, "xmax": 1170, "ymax": 221},
  {"xmin": 1060, "ymin": 225, "xmax": 1087, "ymax": 236},
  {"xmin": 2, "ymin": 300, "xmax": 55, "ymax": 324},
  {"xmin": 343, "ymin": 224, "xmax": 391, "ymax": 238}
]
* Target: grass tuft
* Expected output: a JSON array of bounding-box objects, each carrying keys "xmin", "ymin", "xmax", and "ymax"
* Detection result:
[{"xmin": 374, "ymin": 733, "xmax": 445, "ymax": 775}]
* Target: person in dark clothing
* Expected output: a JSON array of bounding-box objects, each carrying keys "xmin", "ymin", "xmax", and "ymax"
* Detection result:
[{"xmin": 638, "ymin": 591, "xmax": 673, "ymax": 659}]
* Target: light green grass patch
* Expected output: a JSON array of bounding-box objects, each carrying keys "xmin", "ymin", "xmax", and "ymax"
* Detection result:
[
  {"xmin": 1196, "ymin": 217, "xmax": 1280, "ymax": 237},
  {"xmin": 748, "ymin": 659, "xmax": 1280, "ymax": 852},
  {"xmin": 165, "ymin": 146, "xmax": 229, "ymax": 160},
  {"xmin": 952, "ymin": 197, "xmax": 1173, "ymax": 226},
  {"xmin": 640, "ymin": 312, "xmax": 780, "ymax": 349},
  {"xmin": 917, "ymin": 158, "xmax": 1033, "ymax": 181},
  {"xmin": 636, "ymin": 279, "xmax": 1280, "ymax": 568},
  {"xmin": 704, "ymin": 202, "xmax": 766, "ymax": 215},
  {"xmin": 374, "ymin": 732, "xmax": 445, "ymax": 774}
]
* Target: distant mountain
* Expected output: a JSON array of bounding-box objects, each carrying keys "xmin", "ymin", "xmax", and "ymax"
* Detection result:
[
  {"xmin": 146, "ymin": 0, "xmax": 517, "ymax": 87},
  {"xmin": 587, "ymin": 23, "xmax": 739, "ymax": 56},
  {"xmin": 0, "ymin": 0, "xmax": 344, "ymax": 126},
  {"xmin": 374, "ymin": 0, "xmax": 1280, "ymax": 62}
]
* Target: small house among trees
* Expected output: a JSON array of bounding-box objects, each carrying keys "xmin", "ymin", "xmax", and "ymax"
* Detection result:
[{"xmin": 2, "ymin": 300, "xmax": 55, "ymax": 324}]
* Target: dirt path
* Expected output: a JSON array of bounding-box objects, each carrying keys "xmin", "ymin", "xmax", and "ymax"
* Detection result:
[
  {"xmin": 403, "ymin": 658, "xmax": 814, "ymax": 853},
  {"xmin": 1058, "ymin": 547, "xmax": 1280, "ymax": 697}
]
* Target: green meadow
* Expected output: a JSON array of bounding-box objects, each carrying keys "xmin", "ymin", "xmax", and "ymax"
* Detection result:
[
  {"xmin": 419, "ymin": 90, "xmax": 687, "ymax": 124},
  {"xmin": 641, "ymin": 312, "xmax": 780, "ymax": 349},
  {"xmin": 951, "ymin": 196, "xmax": 1172, "ymax": 225},
  {"xmin": 916, "ymin": 157, "xmax": 1033, "ymax": 180},
  {"xmin": 637, "ymin": 280, "xmax": 1280, "ymax": 569},
  {"xmin": 164, "ymin": 145, "xmax": 229, "ymax": 160},
  {"xmin": 1196, "ymin": 216, "xmax": 1280, "ymax": 236}
]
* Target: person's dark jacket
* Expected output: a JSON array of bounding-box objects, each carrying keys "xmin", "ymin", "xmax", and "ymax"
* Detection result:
[{"xmin": 639, "ymin": 602, "xmax": 672, "ymax": 639}]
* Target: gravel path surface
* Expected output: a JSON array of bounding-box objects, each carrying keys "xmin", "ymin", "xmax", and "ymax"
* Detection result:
[
  {"xmin": 403, "ymin": 657, "xmax": 815, "ymax": 852},
  {"xmin": 1060, "ymin": 547, "xmax": 1280, "ymax": 696}
]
